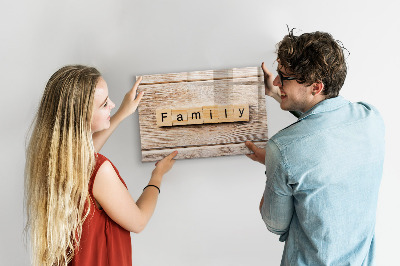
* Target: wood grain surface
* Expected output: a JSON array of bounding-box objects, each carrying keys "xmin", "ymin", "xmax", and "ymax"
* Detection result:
[{"xmin": 137, "ymin": 67, "xmax": 268, "ymax": 161}]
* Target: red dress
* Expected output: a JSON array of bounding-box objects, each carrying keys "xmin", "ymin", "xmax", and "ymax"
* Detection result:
[{"xmin": 69, "ymin": 153, "xmax": 132, "ymax": 266}]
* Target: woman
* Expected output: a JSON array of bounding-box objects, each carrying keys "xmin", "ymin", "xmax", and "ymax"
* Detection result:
[{"xmin": 25, "ymin": 65, "xmax": 177, "ymax": 265}]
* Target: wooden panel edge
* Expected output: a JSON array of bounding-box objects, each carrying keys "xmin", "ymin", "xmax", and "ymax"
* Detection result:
[
  {"xmin": 141, "ymin": 141, "xmax": 267, "ymax": 162},
  {"xmin": 136, "ymin": 66, "xmax": 263, "ymax": 85}
]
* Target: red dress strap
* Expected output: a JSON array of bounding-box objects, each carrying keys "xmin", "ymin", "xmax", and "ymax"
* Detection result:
[{"xmin": 88, "ymin": 153, "xmax": 108, "ymax": 205}]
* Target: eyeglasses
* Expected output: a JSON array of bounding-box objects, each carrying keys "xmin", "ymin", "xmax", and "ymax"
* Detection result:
[{"xmin": 277, "ymin": 70, "xmax": 297, "ymax": 86}]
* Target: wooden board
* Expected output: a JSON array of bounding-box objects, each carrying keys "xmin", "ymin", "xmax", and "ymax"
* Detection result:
[{"xmin": 136, "ymin": 66, "xmax": 268, "ymax": 161}]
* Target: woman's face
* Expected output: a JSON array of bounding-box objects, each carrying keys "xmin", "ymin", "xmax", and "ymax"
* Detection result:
[{"xmin": 91, "ymin": 77, "xmax": 115, "ymax": 133}]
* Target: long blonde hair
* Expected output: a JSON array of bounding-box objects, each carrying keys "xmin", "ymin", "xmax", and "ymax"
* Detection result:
[{"xmin": 25, "ymin": 65, "xmax": 101, "ymax": 265}]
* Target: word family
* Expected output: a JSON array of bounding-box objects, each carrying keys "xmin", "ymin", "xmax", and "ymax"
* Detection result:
[{"xmin": 156, "ymin": 104, "xmax": 249, "ymax": 127}]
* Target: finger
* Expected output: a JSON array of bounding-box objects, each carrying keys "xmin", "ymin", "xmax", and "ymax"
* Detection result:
[
  {"xmin": 245, "ymin": 153, "xmax": 257, "ymax": 161},
  {"xmin": 131, "ymin": 76, "xmax": 143, "ymax": 95},
  {"xmin": 166, "ymin": 150, "xmax": 178, "ymax": 160},
  {"xmin": 134, "ymin": 91, "xmax": 144, "ymax": 103},
  {"xmin": 135, "ymin": 76, "xmax": 143, "ymax": 85},
  {"xmin": 261, "ymin": 62, "xmax": 272, "ymax": 77},
  {"xmin": 245, "ymin": 141, "xmax": 258, "ymax": 153}
]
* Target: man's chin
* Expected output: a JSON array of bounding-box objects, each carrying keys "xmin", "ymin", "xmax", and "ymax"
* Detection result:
[{"xmin": 279, "ymin": 103, "xmax": 290, "ymax": 111}]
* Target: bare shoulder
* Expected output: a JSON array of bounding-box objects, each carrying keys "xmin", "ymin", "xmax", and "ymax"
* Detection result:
[
  {"xmin": 96, "ymin": 160, "xmax": 117, "ymax": 179},
  {"xmin": 93, "ymin": 160, "xmax": 126, "ymax": 199},
  {"xmin": 91, "ymin": 159, "xmax": 139, "ymax": 232}
]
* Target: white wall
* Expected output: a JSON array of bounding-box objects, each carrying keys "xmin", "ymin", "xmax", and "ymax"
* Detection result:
[{"xmin": 1, "ymin": 0, "xmax": 399, "ymax": 265}]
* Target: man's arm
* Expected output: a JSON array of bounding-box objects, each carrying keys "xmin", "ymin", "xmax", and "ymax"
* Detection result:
[
  {"xmin": 260, "ymin": 185, "xmax": 293, "ymax": 238},
  {"xmin": 259, "ymin": 140, "xmax": 294, "ymax": 240},
  {"xmin": 259, "ymin": 195, "xmax": 264, "ymax": 211},
  {"xmin": 245, "ymin": 138, "xmax": 294, "ymax": 238}
]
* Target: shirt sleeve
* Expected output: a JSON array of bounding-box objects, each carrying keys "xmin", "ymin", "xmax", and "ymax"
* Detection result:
[{"xmin": 260, "ymin": 139, "xmax": 294, "ymax": 241}]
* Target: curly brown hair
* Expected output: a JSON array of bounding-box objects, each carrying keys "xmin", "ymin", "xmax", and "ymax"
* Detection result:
[{"xmin": 277, "ymin": 30, "xmax": 348, "ymax": 98}]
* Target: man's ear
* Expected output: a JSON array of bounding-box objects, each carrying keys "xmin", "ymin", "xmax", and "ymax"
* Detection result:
[{"xmin": 312, "ymin": 82, "xmax": 324, "ymax": 96}]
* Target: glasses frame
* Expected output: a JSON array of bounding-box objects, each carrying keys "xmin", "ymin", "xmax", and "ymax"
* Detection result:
[{"xmin": 277, "ymin": 70, "xmax": 297, "ymax": 86}]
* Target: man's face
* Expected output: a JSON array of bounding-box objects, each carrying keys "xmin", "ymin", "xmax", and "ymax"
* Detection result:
[{"xmin": 273, "ymin": 64, "xmax": 315, "ymax": 113}]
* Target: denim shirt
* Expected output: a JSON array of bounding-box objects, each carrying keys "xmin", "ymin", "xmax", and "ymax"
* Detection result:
[{"xmin": 261, "ymin": 96, "xmax": 385, "ymax": 266}]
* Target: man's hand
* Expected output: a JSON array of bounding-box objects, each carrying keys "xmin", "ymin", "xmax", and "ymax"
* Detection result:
[
  {"xmin": 245, "ymin": 141, "xmax": 266, "ymax": 165},
  {"xmin": 261, "ymin": 62, "xmax": 281, "ymax": 103}
]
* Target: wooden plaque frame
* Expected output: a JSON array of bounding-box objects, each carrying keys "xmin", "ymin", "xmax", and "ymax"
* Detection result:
[{"xmin": 136, "ymin": 66, "xmax": 268, "ymax": 162}]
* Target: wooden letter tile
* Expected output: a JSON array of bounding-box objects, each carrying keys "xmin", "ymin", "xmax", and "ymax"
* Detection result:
[
  {"xmin": 218, "ymin": 105, "xmax": 235, "ymax": 123},
  {"xmin": 156, "ymin": 109, "xmax": 172, "ymax": 127},
  {"xmin": 187, "ymin": 107, "xmax": 204, "ymax": 125},
  {"xmin": 233, "ymin": 104, "xmax": 249, "ymax": 121},
  {"xmin": 202, "ymin": 106, "xmax": 219, "ymax": 123},
  {"xmin": 172, "ymin": 110, "xmax": 188, "ymax": 126}
]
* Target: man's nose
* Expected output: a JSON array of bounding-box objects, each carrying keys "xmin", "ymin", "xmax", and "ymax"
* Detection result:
[{"xmin": 273, "ymin": 75, "xmax": 281, "ymax": 87}]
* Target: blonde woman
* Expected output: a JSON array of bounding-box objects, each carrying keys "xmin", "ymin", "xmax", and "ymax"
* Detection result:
[{"xmin": 25, "ymin": 65, "xmax": 177, "ymax": 266}]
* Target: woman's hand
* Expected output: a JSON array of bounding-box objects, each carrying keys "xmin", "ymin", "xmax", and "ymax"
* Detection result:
[
  {"xmin": 93, "ymin": 151, "xmax": 178, "ymax": 234},
  {"xmin": 115, "ymin": 76, "xmax": 145, "ymax": 120},
  {"xmin": 152, "ymin": 151, "xmax": 178, "ymax": 178},
  {"xmin": 92, "ymin": 77, "xmax": 145, "ymax": 152},
  {"xmin": 262, "ymin": 62, "xmax": 281, "ymax": 103}
]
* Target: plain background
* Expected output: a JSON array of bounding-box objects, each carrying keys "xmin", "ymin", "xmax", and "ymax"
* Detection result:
[{"xmin": 1, "ymin": 0, "xmax": 399, "ymax": 265}]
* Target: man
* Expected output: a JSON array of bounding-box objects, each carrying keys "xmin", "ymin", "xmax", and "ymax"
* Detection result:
[{"xmin": 246, "ymin": 31, "xmax": 385, "ymax": 265}]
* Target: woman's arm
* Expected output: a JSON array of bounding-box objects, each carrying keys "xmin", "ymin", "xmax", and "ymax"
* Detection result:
[
  {"xmin": 93, "ymin": 151, "xmax": 178, "ymax": 233},
  {"xmin": 92, "ymin": 77, "xmax": 144, "ymax": 152}
]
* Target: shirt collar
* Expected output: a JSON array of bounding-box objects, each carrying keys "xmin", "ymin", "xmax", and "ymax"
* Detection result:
[{"xmin": 298, "ymin": 95, "xmax": 350, "ymax": 121}]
